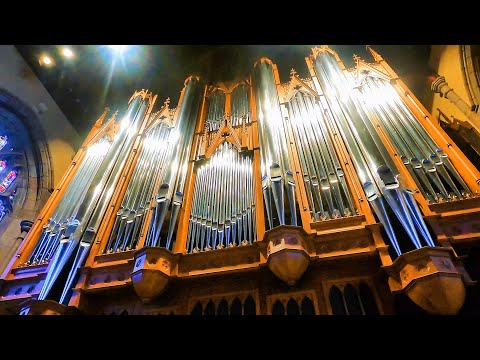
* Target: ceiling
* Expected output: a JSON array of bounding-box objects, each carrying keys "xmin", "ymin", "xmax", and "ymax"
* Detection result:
[{"xmin": 15, "ymin": 45, "xmax": 432, "ymax": 139}]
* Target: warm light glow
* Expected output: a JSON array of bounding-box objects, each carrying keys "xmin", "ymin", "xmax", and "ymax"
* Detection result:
[
  {"xmin": 62, "ymin": 47, "xmax": 74, "ymax": 58},
  {"xmin": 108, "ymin": 45, "xmax": 128, "ymax": 53},
  {"xmin": 87, "ymin": 139, "xmax": 111, "ymax": 156},
  {"xmin": 41, "ymin": 55, "xmax": 53, "ymax": 66}
]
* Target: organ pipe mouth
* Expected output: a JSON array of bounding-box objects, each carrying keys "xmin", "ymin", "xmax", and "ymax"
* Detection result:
[
  {"xmin": 377, "ymin": 165, "xmax": 399, "ymax": 189},
  {"xmin": 363, "ymin": 182, "xmax": 379, "ymax": 201},
  {"xmin": 401, "ymin": 156, "xmax": 410, "ymax": 165},
  {"xmin": 436, "ymin": 149, "xmax": 448, "ymax": 158},
  {"xmin": 410, "ymin": 158, "xmax": 422, "ymax": 169},
  {"xmin": 430, "ymin": 154, "xmax": 443, "ymax": 165},
  {"xmin": 422, "ymin": 159, "xmax": 436, "ymax": 173}
]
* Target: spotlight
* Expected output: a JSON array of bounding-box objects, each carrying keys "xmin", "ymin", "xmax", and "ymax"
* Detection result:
[
  {"xmin": 40, "ymin": 55, "xmax": 53, "ymax": 66},
  {"xmin": 108, "ymin": 45, "xmax": 128, "ymax": 53},
  {"xmin": 62, "ymin": 47, "xmax": 74, "ymax": 58}
]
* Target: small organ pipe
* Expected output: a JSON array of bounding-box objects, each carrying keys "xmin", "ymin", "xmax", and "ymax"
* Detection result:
[{"xmin": 186, "ymin": 143, "xmax": 254, "ymax": 253}]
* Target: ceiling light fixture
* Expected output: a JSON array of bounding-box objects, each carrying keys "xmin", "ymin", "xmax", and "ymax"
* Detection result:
[
  {"xmin": 40, "ymin": 55, "xmax": 53, "ymax": 66},
  {"xmin": 62, "ymin": 47, "xmax": 74, "ymax": 58},
  {"xmin": 108, "ymin": 45, "xmax": 128, "ymax": 53}
]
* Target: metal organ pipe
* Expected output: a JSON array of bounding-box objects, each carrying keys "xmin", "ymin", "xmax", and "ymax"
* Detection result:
[
  {"xmin": 105, "ymin": 122, "xmax": 172, "ymax": 254},
  {"xmin": 26, "ymin": 137, "xmax": 111, "ymax": 266},
  {"xmin": 312, "ymin": 49, "xmax": 436, "ymax": 256},
  {"xmin": 253, "ymin": 60, "xmax": 297, "ymax": 229},
  {"xmin": 186, "ymin": 142, "xmax": 255, "ymax": 253},
  {"xmin": 286, "ymin": 92, "xmax": 356, "ymax": 221},
  {"xmin": 231, "ymin": 84, "xmax": 251, "ymax": 126},
  {"xmin": 206, "ymin": 90, "xmax": 226, "ymax": 132},
  {"xmin": 146, "ymin": 77, "xmax": 203, "ymax": 250},
  {"xmin": 37, "ymin": 96, "xmax": 147, "ymax": 303},
  {"xmin": 359, "ymin": 77, "xmax": 470, "ymax": 201}
]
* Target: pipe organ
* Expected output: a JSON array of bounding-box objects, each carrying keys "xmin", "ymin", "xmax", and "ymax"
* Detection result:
[{"xmin": 2, "ymin": 46, "xmax": 480, "ymax": 315}]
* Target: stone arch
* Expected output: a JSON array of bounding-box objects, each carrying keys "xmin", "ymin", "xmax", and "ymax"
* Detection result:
[
  {"xmin": 286, "ymin": 298, "xmax": 300, "ymax": 315},
  {"xmin": 0, "ymin": 87, "xmax": 53, "ymax": 200},
  {"xmin": 191, "ymin": 302, "xmax": 203, "ymax": 315},
  {"xmin": 0, "ymin": 88, "xmax": 53, "ymax": 272},
  {"xmin": 329, "ymin": 285, "xmax": 347, "ymax": 315},
  {"xmin": 344, "ymin": 284, "xmax": 363, "ymax": 315},
  {"xmin": 243, "ymin": 295, "xmax": 256, "ymax": 315},
  {"xmin": 358, "ymin": 282, "xmax": 379, "ymax": 315},
  {"xmin": 217, "ymin": 299, "xmax": 229, "ymax": 316},
  {"xmin": 300, "ymin": 296, "xmax": 315, "ymax": 315},
  {"xmin": 204, "ymin": 300, "xmax": 215, "ymax": 316},
  {"xmin": 272, "ymin": 300, "xmax": 285, "ymax": 315},
  {"xmin": 230, "ymin": 297, "xmax": 242, "ymax": 316}
]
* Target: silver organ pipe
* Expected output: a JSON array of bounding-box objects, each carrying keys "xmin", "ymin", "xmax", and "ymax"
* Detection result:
[
  {"xmin": 187, "ymin": 142, "xmax": 255, "ymax": 253},
  {"xmin": 206, "ymin": 90, "xmax": 226, "ymax": 132},
  {"xmin": 312, "ymin": 50, "xmax": 436, "ymax": 256},
  {"xmin": 105, "ymin": 121, "xmax": 173, "ymax": 254},
  {"xmin": 231, "ymin": 84, "xmax": 251, "ymax": 127},
  {"xmin": 357, "ymin": 77, "xmax": 471, "ymax": 202},
  {"xmin": 253, "ymin": 60, "xmax": 297, "ymax": 229},
  {"xmin": 145, "ymin": 77, "xmax": 203, "ymax": 250},
  {"xmin": 38, "ymin": 96, "xmax": 148, "ymax": 302},
  {"xmin": 286, "ymin": 92, "xmax": 356, "ymax": 221},
  {"xmin": 26, "ymin": 137, "xmax": 112, "ymax": 266}
]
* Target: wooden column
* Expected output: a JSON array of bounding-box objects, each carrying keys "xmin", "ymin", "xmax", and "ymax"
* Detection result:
[
  {"xmin": 249, "ymin": 75, "xmax": 266, "ymax": 252},
  {"xmin": 174, "ymin": 84, "xmax": 209, "ymax": 254}
]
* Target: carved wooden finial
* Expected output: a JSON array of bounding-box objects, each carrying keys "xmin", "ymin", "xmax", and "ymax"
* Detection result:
[
  {"xmin": 129, "ymin": 89, "xmax": 153, "ymax": 104},
  {"xmin": 290, "ymin": 68, "xmax": 297, "ymax": 78},
  {"xmin": 111, "ymin": 109, "xmax": 119, "ymax": 121},
  {"xmin": 367, "ymin": 46, "xmax": 383, "ymax": 62},
  {"xmin": 353, "ymin": 54, "xmax": 361, "ymax": 63},
  {"xmin": 164, "ymin": 97, "xmax": 170, "ymax": 107},
  {"xmin": 95, "ymin": 107, "xmax": 109, "ymax": 127}
]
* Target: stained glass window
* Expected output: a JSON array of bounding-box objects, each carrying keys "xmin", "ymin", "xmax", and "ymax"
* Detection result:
[
  {"xmin": 0, "ymin": 160, "xmax": 6, "ymax": 172},
  {"xmin": 0, "ymin": 170, "xmax": 17, "ymax": 193},
  {"xmin": 0, "ymin": 135, "xmax": 7, "ymax": 151}
]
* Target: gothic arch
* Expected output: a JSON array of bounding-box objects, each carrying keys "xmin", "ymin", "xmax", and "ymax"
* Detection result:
[
  {"xmin": 329, "ymin": 286, "xmax": 347, "ymax": 315},
  {"xmin": 217, "ymin": 299, "xmax": 229, "ymax": 315},
  {"xmin": 286, "ymin": 298, "xmax": 300, "ymax": 315},
  {"xmin": 358, "ymin": 282, "xmax": 379, "ymax": 315},
  {"xmin": 301, "ymin": 296, "xmax": 315, "ymax": 315},
  {"xmin": 344, "ymin": 284, "xmax": 363, "ymax": 315},
  {"xmin": 243, "ymin": 296, "xmax": 256, "ymax": 315},
  {"xmin": 0, "ymin": 88, "xmax": 53, "ymax": 216},
  {"xmin": 230, "ymin": 297, "xmax": 242, "ymax": 315},
  {"xmin": 272, "ymin": 300, "xmax": 285, "ymax": 315}
]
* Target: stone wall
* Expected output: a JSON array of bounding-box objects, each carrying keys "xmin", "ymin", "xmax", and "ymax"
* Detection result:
[
  {"xmin": 423, "ymin": 45, "xmax": 472, "ymax": 122},
  {"xmin": 0, "ymin": 45, "xmax": 80, "ymax": 274}
]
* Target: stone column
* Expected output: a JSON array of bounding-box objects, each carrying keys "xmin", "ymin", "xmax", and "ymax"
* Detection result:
[{"xmin": 432, "ymin": 76, "xmax": 480, "ymax": 133}]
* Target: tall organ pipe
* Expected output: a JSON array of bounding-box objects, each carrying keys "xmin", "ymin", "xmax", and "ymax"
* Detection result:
[
  {"xmin": 286, "ymin": 92, "xmax": 355, "ymax": 220},
  {"xmin": 105, "ymin": 122, "xmax": 172, "ymax": 253},
  {"xmin": 27, "ymin": 138, "xmax": 111, "ymax": 265},
  {"xmin": 253, "ymin": 60, "xmax": 297, "ymax": 228},
  {"xmin": 37, "ymin": 96, "xmax": 147, "ymax": 303},
  {"xmin": 359, "ymin": 77, "xmax": 470, "ymax": 200},
  {"xmin": 312, "ymin": 49, "xmax": 435, "ymax": 255},
  {"xmin": 147, "ymin": 77, "xmax": 203, "ymax": 250}
]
